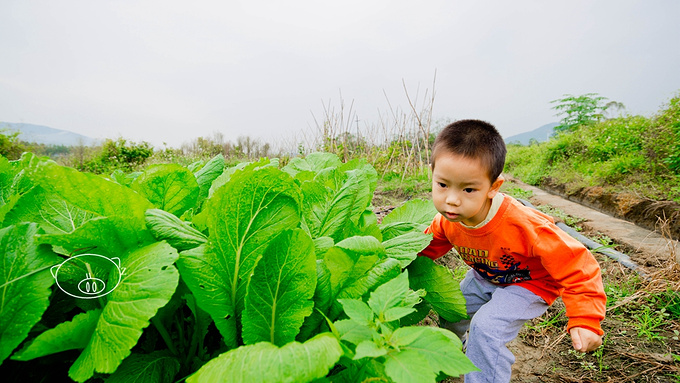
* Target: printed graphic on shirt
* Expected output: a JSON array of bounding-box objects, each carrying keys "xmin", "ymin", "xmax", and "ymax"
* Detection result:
[
  {"xmin": 455, "ymin": 245, "xmax": 532, "ymax": 284},
  {"xmin": 453, "ymin": 245, "xmax": 498, "ymax": 268}
]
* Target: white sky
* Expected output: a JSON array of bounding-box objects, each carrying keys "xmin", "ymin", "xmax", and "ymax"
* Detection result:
[{"xmin": 1, "ymin": 0, "xmax": 679, "ymax": 149}]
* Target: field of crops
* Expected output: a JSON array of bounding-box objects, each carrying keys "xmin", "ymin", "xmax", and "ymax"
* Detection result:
[{"xmin": 0, "ymin": 151, "xmax": 481, "ymax": 382}]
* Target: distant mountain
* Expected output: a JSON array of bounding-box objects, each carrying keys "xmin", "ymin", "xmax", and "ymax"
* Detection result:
[
  {"xmin": 0, "ymin": 122, "xmax": 97, "ymax": 146},
  {"xmin": 504, "ymin": 122, "xmax": 559, "ymax": 145}
]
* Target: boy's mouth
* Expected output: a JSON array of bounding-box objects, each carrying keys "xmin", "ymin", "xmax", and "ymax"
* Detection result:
[{"xmin": 444, "ymin": 212, "xmax": 460, "ymax": 220}]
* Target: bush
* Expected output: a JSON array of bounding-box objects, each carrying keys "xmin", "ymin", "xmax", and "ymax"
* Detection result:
[
  {"xmin": 79, "ymin": 138, "xmax": 153, "ymax": 174},
  {"xmin": 0, "ymin": 131, "xmax": 25, "ymax": 160}
]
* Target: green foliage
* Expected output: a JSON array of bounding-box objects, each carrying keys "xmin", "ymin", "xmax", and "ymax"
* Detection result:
[
  {"xmin": 551, "ymin": 93, "xmax": 610, "ymax": 132},
  {"xmin": 0, "ymin": 130, "xmax": 26, "ymax": 159},
  {"xmin": 506, "ymin": 93, "xmax": 680, "ymax": 201},
  {"xmin": 633, "ymin": 305, "xmax": 670, "ymax": 341},
  {"xmin": 656, "ymin": 95, "xmax": 680, "ymax": 174},
  {"xmin": 332, "ymin": 272, "xmax": 477, "ymax": 383},
  {"xmin": 501, "ymin": 184, "xmax": 534, "ymax": 200},
  {"xmin": 0, "ymin": 223, "xmax": 61, "ymax": 363},
  {"xmin": 80, "ymin": 137, "xmax": 153, "ymax": 174},
  {"xmin": 0, "ymin": 151, "xmax": 471, "ymax": 382}
]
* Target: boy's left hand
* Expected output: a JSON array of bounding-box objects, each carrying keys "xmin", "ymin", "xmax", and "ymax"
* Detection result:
[{"xmin": 570, "ymin": 327, "xmax": 602, "ymax": 352}]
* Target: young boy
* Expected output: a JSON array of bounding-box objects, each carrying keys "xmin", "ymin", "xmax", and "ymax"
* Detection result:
[{"xmin": 419, "ymin": 119, "xmax": 606, "ymax": 382}]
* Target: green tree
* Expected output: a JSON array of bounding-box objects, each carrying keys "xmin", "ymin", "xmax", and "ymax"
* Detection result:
[
  {"xmin": 551, "ymin": 93, "xmax": 610, "ymax": 132},
  {"xmin": 81, "ymin": 138, "xmax": 153, "ymax": 173},
  {"xmin": 0, "ymin": 130, "xmax": 26, "ymax": 159}
]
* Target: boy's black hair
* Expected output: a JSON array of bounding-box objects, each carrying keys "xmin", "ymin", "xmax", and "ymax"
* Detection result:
[{"xmin": 431, "ymin": 119, "xmax": 506, "ymax": 182}]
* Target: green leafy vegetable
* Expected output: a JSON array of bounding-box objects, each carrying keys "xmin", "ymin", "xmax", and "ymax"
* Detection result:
[
  {"xmin": 177, "ymin": 166, "xmax": 301, "ymax": 344},
  {"xmin": 4, "ymin": 162, "xmax": 154, "ymax": 257},
  {"xmin": 242, "ymin": 229, "xmax": 316, "ymax": 346},
  {"xmin": 68, "ymin": 241, "xmax": 180, "ymax": 382},
  {"xmin": 12, "ymin": 309, "xmax": 101, "ymax": 361},
  {"xmin": 0, "ymin": 223, "xmax": 61, "ymax": 363},
  {"xmin": 407, "ymin": 256, "xmax": 467, "ymax": 323},
  {"xmin": 106, "ymin": 351, "xmax": 181, "ymax": 383},
  {"xmin": 333, "ymin": 272, "xmax": 477, "ymax": 383},
  {"xmin": 193, "ymin": 154, "xmax": 224, "ymax": 203},
  {"xmin": 145, "ymin": 209, "xmax": 207, "ymax": 251},
  {"xmin": 186, "ymin": 333, "xmax": 342, "ymax": 383},
  {"xmin": 132, "ymin": 164, "xmax": 199, "ymax": 217}
]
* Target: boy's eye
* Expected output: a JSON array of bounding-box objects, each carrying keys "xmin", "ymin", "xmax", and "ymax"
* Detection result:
[
  {"xmin": 463, "ymin": 188, "xmax": 475, "ymax": 193},
  {"xmin": 437, "ymin": 182, "xmax": 447, "ymax": 188}
]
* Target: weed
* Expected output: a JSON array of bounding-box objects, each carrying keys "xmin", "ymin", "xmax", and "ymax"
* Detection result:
[
  {"xmin": 592, "ymin": 233, "xmax": 613, "ymax": 247},
  {"xmin": 650, "ymin": 289, "xmax": 680, "ymax": 320},
  {"xmin": 503, "ymin": 186, "xmax": 533, "ymax": 200},
  {"xmin": 567, "ymin": 349, "xmax": 597, "ymax": 371},
  {"xmin": 633, "ymin": 304, "xmax": 670, "ymax": 341},
  {"xmin": 526, "ymin": 308, "xmax": 565, "ymax": 332},
  {"xmin": 604, "ymin": 273, "xmax": 640, "ymax": 309},
  {"xmin": 593, "ymin": 337, "xmax": 608, "ymax": 372},
  {"xmin": 536, "ymin": 205, "xmax": 584, "ymax": 227}
]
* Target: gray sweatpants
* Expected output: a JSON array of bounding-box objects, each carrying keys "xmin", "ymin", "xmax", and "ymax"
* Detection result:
[{"xmin": 442, "ymin": 269, "xmax": 549, "ymax": 383}]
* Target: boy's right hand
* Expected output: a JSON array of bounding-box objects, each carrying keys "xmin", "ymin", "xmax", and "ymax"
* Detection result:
[{"xmin": 570, "ymin": 327, "xmax": 602, "ymax": 352}]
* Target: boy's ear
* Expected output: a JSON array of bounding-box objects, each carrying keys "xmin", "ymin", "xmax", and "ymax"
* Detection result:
[{"xmin": 488, "ymin": 175, "xmax": 505, "ymax": 198}]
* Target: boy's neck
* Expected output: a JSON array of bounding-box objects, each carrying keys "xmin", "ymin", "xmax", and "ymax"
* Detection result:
[{"xmin": 461, "ymin": 193, "xmax": 504, "ymax": 229}]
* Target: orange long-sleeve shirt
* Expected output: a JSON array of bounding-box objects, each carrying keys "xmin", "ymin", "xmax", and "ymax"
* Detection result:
[{"xmin": 420, "ymin": 194, "xmax": 606, "ymax": 335}]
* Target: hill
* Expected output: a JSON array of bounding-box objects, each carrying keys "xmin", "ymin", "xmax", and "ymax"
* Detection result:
[
  {"xmin": 0, "ymin": 122, "xmax": 97, "ymax": 146},
  {"xmin": 504, "ymin": 122, "xmax": 559, "ymax": 145}
]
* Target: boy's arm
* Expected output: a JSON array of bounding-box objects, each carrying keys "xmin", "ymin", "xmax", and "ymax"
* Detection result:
[
  {"xmin": 419, "ymin": 214, "xmax": 454, "ymax": 260},
  {"xmin": 534, "ymin": 224, "xmax": 607, "ymax": 336}
]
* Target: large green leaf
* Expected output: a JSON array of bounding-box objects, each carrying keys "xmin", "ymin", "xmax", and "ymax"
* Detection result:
[
  {"xmin": 177, "ymin": 166, "xmax": 301, "ymax": 344},
  {"xmin": 4, "ymin": 162, "xmax": 154, "ymax": 257},
  {"xmin": 333, "ymin": 257, "xmax": 401, "ymax": 309},
  {"xmin": 207, "ymin": 158, "xmax": 277, "ymax": 199},
  {"xmin": 242, "ymin": 229, "xmax": 316, "ymax": 346},
  {"xmin": 367, "ymin": 272, "xmax": 423, "ymax": 320},
  {"xmin": 392, "ymin": 326, "xmax": 477, "ymax": 378},
  {"xmin": 0, "ymin": 155, "xmax": 21, "ymax": 223},
  {"xmin": 381, "ymin": 199, "xmax": 438, "ymax": 226},
  {"xmin": 131, "ymin": 164, "xmax": 199, "ymax": 217},
  {"xmin": 106, "ymin": 351, "xmax": 180, "ymax": 383},
  {"xmin": 318, "ymin": 170, "xmax": 373, "ymax": 242},
  {"xmin": 68, "ymin": 241, "xmax": 180, "ymax": 382},
  {"xmin": 186, "ymin": 333, "xmax": 342, "ymax": 383},
  {"xmin": 297, "ymin": 259, "xmax": 333, "ymax": 341},
  {"xmin": 282, "ymin": 152, "xmax": 342, "ymax": 177},
  {"xmin": 323, "ymin": 242, "xmax": 390, "ymax": 320},
  {"xmin": 382, "ymin": 231, "xmax": 433, "ymax": 268},
  {"xmin": 0, "ymin": 223, "xmax": 61, "ymax": 363},
  {"xmin": 379, "ymin": 221, "xmax": 424, "ymax": 241},
  {"xmin": 407, "ymin": 256, "xmax": 467, "ymax": 323},
  {"xmin": 12, "ymin": 309, "xmax": 101, "ymax": 361},
  {"xmin": 300, "ymin": 180, "xmax": 331, "ymax": 238},
  {"xmin": 324, "ymin": 248, "xmax": 380, "ymax": 300},
  {"xmin": 384, "ymin": 349, "xmax": 436, "ymax": 383},
  {"xmin": 145, "ymin": 209, "xmax": 207, "ymax": 251},
  {"xmin": 193, "ymin": 154, "xmax": 224, "ymax": 203},
  {"xmin": 335, "ymin": 235, "xmax": 384, "ymax": 256}
]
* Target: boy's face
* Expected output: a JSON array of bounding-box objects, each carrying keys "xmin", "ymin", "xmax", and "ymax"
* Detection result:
[{"xmin": 431, "ymin": 152, "xmax": 503, "ymax": 227}]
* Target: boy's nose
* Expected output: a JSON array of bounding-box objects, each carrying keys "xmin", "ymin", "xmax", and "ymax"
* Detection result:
[{"xmin": 446, "ymin": 193, "xmax": 461, "ymax": 206}]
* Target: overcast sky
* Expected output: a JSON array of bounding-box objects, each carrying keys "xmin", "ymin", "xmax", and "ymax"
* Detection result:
[{"xmin": 1, "ymin": 0, "xmax": 679, "ymax": 149}]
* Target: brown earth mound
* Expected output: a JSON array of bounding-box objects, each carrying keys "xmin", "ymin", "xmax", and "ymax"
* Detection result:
[{"xmin": 541, "ymin": 178, "xmax": 680, "ymax": 241}]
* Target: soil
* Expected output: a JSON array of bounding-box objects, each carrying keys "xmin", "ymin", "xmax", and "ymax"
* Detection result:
[
  {"xmin": 373, "ymin": 181, "xmax": 680, "ymax": 383},
  {"xmin": 540, "ymin": 177, "xmax": 680, "ymax": 241}
]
